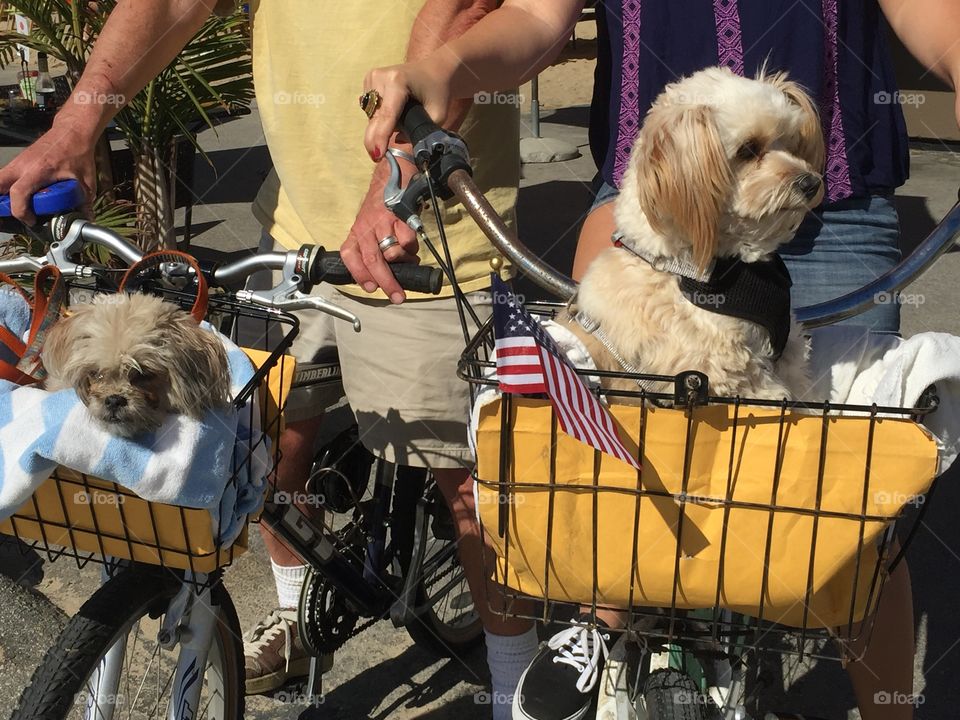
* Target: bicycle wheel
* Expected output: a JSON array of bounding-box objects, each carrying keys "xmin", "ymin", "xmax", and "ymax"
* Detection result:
[
  {"xmin": 406, "ymin": 495, "xmax": 483, "ymax": 656},
  {"xmin": 641, "ymin": 669, "xmax": 709, "ymax": 720},
  {"xmin": 12, "ymin": 568, "xmax": 244, "ymax": 720}
]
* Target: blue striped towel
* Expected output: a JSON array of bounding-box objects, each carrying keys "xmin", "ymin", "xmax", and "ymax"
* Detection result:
[{"xmin": 0, "ymin": 297, "xmax": 270, "ymax": 546}]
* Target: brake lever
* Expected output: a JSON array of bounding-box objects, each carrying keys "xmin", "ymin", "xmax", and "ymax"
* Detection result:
[
  {"xmin": 383, "ymin": 148, "xmax": 427, "ymax": 235},
  {"xmin": 235, "ymin": 249, "xmax": 361, "ymax": 332}
]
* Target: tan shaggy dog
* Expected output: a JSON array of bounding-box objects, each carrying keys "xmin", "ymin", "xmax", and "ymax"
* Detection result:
[
  {"xmin": 561, "ymin": 67, "xmax": 825, "ymax": 401},
  {"xmin": 42, "ymin": 293, "xmax": 231, "ymax": 437}
]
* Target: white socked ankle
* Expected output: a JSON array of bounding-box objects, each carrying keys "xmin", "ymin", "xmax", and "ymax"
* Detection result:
[
  {"xmin": 271, "ymin": 560, "xmax": 307, "ymax": 609},
  {"xmin": 484, "ymin": 626, "xmax": 539, "ymax": 719}
]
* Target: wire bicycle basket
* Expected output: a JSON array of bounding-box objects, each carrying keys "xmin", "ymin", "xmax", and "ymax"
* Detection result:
[
  {"xmin": 459, "ymin": 302, "xmax": 941, "ymax": 660},
  {"xmin": 0, "ymin": 278, "xmax": 298, "ymax": 577}
]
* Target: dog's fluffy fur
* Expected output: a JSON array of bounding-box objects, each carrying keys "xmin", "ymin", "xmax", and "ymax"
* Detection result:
[
  {"xmin": 562, "ymin": 67, "xmax": 824, "ymax": 400},
  {"xmin": 42, "ymin": 293, "xmax": 231, "ymax": 437}
]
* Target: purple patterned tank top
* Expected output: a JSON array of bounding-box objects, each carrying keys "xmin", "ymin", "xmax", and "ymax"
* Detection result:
[{"xmin": 589, "ymin": 0, "xmax": 908, "ymax": 204}]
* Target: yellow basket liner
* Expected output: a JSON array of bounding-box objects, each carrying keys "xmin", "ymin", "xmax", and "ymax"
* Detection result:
[
  {"xmin": 0, "ymin": 348, "xmax": 295, "ymax": 572},
  {"xmin": 476, "ymin": 398, "xmax": 939, "ymax": 628}
]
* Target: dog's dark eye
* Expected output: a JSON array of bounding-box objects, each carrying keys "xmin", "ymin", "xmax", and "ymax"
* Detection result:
[
  {"xmin": 129, "ymin": 369, "xmax": 156, "ymax": 386},
  {"xmin": 737, "ymin": 139, "xmax": 763, "ymax": 161}
]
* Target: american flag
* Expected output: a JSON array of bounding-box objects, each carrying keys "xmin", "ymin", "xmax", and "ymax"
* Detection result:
[{"xmin": 491, "ymin": 275, "xmax": 640, "ymax": 469}]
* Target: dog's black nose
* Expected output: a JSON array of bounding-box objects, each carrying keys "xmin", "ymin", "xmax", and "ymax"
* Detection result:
[
  {"xmin": 796, "ymin": 173, "xmax": 823, "ymax": 200},
  {"xmin": 104, "ymin": 395, "xmax": 128, "ymax": 412}
]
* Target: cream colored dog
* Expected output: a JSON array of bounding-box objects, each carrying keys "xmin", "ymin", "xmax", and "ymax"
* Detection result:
[
  {"xmin": 563, "ymin": 67, "xmax": 824, "ymax": 401},
  {"xmin": 42, "ymin": 293, "xmax": 231, "ymax": 437}
]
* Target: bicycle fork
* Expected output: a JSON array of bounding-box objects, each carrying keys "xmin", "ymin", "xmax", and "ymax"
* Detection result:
[{"xmin": 84, "ymin": 569, "xmax": 219, "ymax": 720}]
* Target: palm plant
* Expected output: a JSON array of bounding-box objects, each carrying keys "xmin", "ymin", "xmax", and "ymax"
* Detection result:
[{"xmin": 0, "ymin": 1, "xmax": 254, "ymax": 249}]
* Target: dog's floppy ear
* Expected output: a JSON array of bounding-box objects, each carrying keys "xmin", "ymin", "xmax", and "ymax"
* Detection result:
[
  {"xmin": 634, "ymin": 102, "xmax": 731, "ymax": 271},
  {"xmin": 765, "ymin": 72, "xmax": 825, "ymax": 172},
  {"xmin": 42, "ymin": 309, "xmax": 86, "ymax": 390},
  {"xmin": 160, "ymin": 309, "xmax": 232, "ymax": 418}
]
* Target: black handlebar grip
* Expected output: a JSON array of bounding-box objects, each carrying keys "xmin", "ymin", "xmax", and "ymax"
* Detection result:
[
  {"xmin": 399, "ymin": 100, "xmax": 441, "ymax": 149},
  {"xmin": 311, "ymin": 251, "xmax": 443, "ymax": 295}
]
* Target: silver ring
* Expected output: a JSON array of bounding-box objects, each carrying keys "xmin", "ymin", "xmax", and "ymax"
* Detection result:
[{"xmin": 378, "ymin": 235, "xmax": 399, "ymax": 253}]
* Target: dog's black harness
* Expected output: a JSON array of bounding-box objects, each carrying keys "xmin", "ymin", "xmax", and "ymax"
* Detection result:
[{"xmin": 611, "ymin": 233, "xmax": 794, "ymax": 361}]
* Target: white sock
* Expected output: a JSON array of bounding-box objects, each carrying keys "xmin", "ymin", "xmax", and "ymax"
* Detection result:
[
  {"xmin": 484, "ymin": 626, "xmax": 539, "ymax": 720},
  {"xmin": 271, "ymin": 560, "xmax": 307, "ymax": 609}
]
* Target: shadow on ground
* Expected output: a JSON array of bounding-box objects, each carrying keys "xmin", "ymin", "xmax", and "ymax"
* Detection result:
[{"xmin": 292, "ymin": 643, "xmax": 487, "ymax": 720}]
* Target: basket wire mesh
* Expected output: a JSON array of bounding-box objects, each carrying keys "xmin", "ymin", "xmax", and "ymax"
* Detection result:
[
  {"xmin": 0, "ymin": 280, "xmax": 298, "ymax": 576},
  {"xmin": 459, "ymin": 302, "xmax": 940, "ymax": 660}
]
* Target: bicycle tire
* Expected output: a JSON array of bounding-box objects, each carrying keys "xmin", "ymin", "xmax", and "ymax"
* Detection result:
[
  {"xmin": 641, "ymin": 669, "xmax": 710, "ymax": 720},
  {"xmin": 12, "ymin": 568, "xmax": 244, "ymax": 720},
  {"xmin": 405, "ymin": 502, "xmax": 483, "ymax": 656}
]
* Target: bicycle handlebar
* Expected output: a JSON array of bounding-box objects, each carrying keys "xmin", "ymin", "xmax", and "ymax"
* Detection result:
[{"xmin": 0, "ymin": 207, "xmax": 442, "ymax": 334}]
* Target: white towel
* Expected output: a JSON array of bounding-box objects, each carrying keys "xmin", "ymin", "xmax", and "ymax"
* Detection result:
[
  {"xmin": 810, "ymin": 326, "xmax": 960, "ymax": 473},
  {"xmin": 0, "ymin": 325, "xmax": 270, "ymax": 545}
]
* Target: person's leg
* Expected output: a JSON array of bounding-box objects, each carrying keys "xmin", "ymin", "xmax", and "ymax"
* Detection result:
[
  {"xmin": 779, "ymin": 194, "xmax": 902, "ymax": 332},
  {"xmin": 572, "ymin": 181, "xmax": 618, "ymax": 281},
  {"xmin": 333, "ymin": 288, "xmax": 537, "ymax": 719},
  {"xmin": 434, "ymin": 467, "xmax": 539, "ymax": 719},
  {"xmin": 780, "ymin": 195, "xmax": 913, "ymax": 718},
  {"xmin": 846, "ymin": 560, "xmax": 915, "ymax": 720},
  {"xmin": 238, "ymin": 233, "xmax": 340, "ymax": 694}
]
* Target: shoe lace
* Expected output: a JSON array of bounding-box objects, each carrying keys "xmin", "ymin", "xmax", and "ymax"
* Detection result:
[
  {"xmin": 547, "ymin": 623, "xmax": 611, "ymax": 693},
  {"xmin": 243, "ymin": 609, "xmax": 295, "ymax": 672}
]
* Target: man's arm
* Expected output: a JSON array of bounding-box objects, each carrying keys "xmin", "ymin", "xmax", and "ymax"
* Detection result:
[
  {"xmin": 880, "ymin": 0, "xmax": 960, "ymax": 104},
  {"xmin": 0, "ymin": 0, "xmax": 218, "ymax": 223},
  {"xmin": 341, "ymin": 0, "xmax": 499, "ymax": 303}
]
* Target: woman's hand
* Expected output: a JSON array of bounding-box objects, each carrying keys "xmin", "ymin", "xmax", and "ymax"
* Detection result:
[{"xmin": 362, "ymin": 61, "xmax": 452, "ymax": 161}]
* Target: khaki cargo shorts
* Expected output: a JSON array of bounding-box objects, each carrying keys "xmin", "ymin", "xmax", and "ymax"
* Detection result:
[{"xmin": 240, "ymin": 234, "xmax": 491, "ymax": 470}]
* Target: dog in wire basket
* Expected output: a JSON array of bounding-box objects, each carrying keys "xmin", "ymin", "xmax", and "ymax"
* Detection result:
[
  {"xmin": 42, "ymin": 293, "xmax": 231, "ymax": 437},
  {"xmin": 562, "ymin": 67, "xmax": 823, "ymax": 401}
]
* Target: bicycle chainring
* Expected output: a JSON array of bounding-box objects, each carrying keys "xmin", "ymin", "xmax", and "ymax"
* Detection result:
[{"xmin": 298, "ymin": 569, "xmax": 360, "ymax": 656}]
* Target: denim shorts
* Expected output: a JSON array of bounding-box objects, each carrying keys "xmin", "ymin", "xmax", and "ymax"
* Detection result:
[{"xmin": 588, "ymin": 178, "xmax": 902, "ymax": 332}]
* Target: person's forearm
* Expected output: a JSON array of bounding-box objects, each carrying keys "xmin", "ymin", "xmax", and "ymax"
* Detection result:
[
  {"xmin": 420, "ymin": 0, "xmax": 583, "ymax": 101},
  {"xmin": 880, "ymin": 0, "xmax": 960, "ymax": 89},
  {"xmin": 406, "ymin": 0, "xmax": 497, "ymax": 129},
  {"xmin": 55, "ymin": 0, "xmax": 217, "ymax": 143}
]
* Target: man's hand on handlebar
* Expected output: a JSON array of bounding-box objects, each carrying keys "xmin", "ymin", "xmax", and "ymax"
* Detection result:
[
  {"xmin": 0, "ymin": 119, "xmax": 96, "ymax": 226},
  {"xmin": 342, "ymin": 152, "xmax": 421, "ymax": 304}
]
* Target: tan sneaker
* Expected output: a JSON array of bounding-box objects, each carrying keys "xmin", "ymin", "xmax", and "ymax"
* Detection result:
[{"xmin": 243, "ymin": 608, "xmax": 331, "ymax": 695}]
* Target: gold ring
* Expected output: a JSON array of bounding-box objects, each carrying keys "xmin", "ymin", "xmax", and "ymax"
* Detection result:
[{"xmin": 359, "ymin": 90, "xmax": 382, "ymax": 119}]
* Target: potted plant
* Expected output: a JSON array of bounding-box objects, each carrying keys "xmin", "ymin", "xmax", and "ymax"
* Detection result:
[{"xmin": 0, "ymin": 1, "xmax": 253, "ymax": 249}]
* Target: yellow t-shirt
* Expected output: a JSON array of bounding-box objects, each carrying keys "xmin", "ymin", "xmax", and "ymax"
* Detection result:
[{"xmin": 248, "ymin": 1, "xmax": 520, "ymax": 298}]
